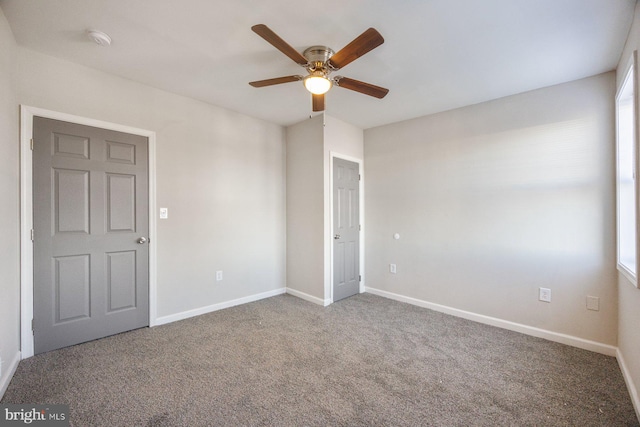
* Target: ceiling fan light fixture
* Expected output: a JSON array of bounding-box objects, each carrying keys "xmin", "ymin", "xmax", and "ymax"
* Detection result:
[
  {"xmin": 304, "ymin": 72, "xmax": 332, "ymax": 95},
  {"xmin": 249, "ymin": 25, "xmax": 388, "ymax": 112}
]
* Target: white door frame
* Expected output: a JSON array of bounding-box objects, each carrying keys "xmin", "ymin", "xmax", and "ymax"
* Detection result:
[
  {"xmin": 19, "ymin": 105, "xmax": 158, "ymax": 358},
  {"xmin": 327, "ymin": 152, "xmax": 364, "ymax": 303}
]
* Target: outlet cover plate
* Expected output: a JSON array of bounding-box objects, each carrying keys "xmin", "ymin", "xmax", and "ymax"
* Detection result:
[
  {"xmin": 390, "ymin": 264, "xmax": 397, "ymax": 274},
  {"xmin": 216, "ymin": 271, "xmax": 223, "ymax": 281},
  {"xmin": 539, "ymin": 287, "xmax": 551, "ymax": 302},
  {"xmin": 586, "ymin": 295, "xmax": 600, "ymax": 311}
]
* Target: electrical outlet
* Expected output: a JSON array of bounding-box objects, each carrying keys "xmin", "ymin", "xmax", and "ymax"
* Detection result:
[
  {"xmin": 159, "ymin": 208, "xmax": 168, "ymax": 219},
  {"xmin": 539, "ymin": 287, "xmax": 551, "ymax": 303},
  {"xmin": 216, "ymin": 271, "xmax": 223, "ymax": 281},
  {"xmin": 390, "ymin": 264, "xmax": 397, "ymax": 274},
  {"xmin": 586, "ymin": 296, "xmax": 600, "ymax": 311}
]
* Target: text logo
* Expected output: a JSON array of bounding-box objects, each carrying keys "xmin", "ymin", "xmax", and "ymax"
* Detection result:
[{"xmin": 0, "ymin": 405, "xmax": 69, "ymax": 427}]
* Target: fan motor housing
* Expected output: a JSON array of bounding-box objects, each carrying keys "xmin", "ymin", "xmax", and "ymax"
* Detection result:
[{"xmin": 303, "ymin": 46, "xmax": 334, "ymax": 65}]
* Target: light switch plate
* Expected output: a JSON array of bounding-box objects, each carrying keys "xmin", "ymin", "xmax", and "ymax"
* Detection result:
[
  {"xmin": 159, "ymin": 208, "xmax": 168, "ymax": 219},
  {"xmin": 539, "ymin": 287, "xmax": 551, "ymax": 302}
]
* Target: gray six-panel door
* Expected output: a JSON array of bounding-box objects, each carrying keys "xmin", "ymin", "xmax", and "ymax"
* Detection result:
[
  {"xmin": 33, "ymin": 117, "xmax": 149, "ymax": 354},
  {"xmin": 333, "ymin": 158, "xmax": 360, "ymax": 302}
]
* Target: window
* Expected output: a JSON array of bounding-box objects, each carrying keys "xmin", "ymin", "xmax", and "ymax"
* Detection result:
[{"xmin": 617, "ymin": 52, "xmax": 639, "ymax": 286}]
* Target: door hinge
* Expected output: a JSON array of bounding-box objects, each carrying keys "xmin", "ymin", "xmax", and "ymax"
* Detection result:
[
  {"xmin": 30, "ymin": 138, "xmax": 34, "ymax": 150},
  {"xmin": 30, "ymin": 229, "xmax": 34, "ymax": 241},
  {"xmin": 359, "ymin": 224, "xmax": 361, "ymax": 231},
  {"xmin": 359, "ymin": 174, "xmax": 361, "ymax": 181},
  {"xmin": 31, "ymin": 318, "xmax": 34, "ymax": 331},
  {"xmin": 359, "ymin": 275, "xmax": 362, "ymax": 282}
]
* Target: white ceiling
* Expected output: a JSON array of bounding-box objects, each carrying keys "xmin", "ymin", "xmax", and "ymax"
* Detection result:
[{"xmin": 0, "ymin": 0, "xmax": 635, "ymax": 129}]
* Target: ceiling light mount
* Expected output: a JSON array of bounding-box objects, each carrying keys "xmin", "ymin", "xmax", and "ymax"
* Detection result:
[
  {"xmin": 86, "ymin": 29, "xmax": 112, "ymax": 46},
  {"xmin": 301, "ymin": 46, "xmax": 334, "ymax": 95},
  {"xmin": 303, "ymin": 45, "xmax": 334, "ymax": 65}
]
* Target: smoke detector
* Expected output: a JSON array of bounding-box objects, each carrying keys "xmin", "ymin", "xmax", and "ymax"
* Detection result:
[{"xmin": 86, "ymin": 29, "xmax": 111, "ymax": 46}]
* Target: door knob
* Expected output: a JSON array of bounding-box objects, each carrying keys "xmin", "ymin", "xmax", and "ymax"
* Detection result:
[
  {"xmin": 334, "ymin": 234, "xmax": 341, "ymax": 240},
  {"xmin": 137, "ymin": 237, "xmax": 148, "ymax": 244}
]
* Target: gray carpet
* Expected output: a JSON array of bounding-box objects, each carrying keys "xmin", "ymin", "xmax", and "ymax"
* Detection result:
[{"xmin": 2, "ymin": 293, "xmax": 638, "ymax": 426}]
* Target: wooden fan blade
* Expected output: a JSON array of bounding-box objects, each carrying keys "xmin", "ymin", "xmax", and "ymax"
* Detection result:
[
  {"xmin": 327, "ymin": 28, "xmax": 384, "ymax": 70},
  {"xmin": 312, "ymin": 94, "xmax": 325, "ymax": 112},
  {"xmin": 249, "ymin": 75, "xmax": 302, "ymax": 87},
  {"xmin": 335, "ymin": 77, "xmax": 389, "ymax": 99},
  {"xmin": 252, "ymin": 24, "xmax": 308, "ymax": 66}
]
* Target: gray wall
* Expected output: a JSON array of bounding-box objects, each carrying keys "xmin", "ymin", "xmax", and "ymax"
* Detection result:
[
  {"xmin": 616, "ymin": 0, "xmax": 640, "ymax": 416},
  {"xmin": 16, "ymin": 48, "xmax": 286, "ymax": 320},
  {"xmin": 0, "ymin": 6, "xmax": 20, "ymax": 395},
  {"xmin": 286, "ymin": 115, "xmax": 325, "ymax": 301},
  {"xmin": 364, "ymin": 72, "xmax": 617, "ymax": 346}
]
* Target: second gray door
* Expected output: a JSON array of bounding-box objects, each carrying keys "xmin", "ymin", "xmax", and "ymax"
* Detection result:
[
  {"xmin": 333, "ymin": 158, "xmax": 360, "ymax": 302},
  {"xmin": 33, "ymin": 116, "xmax": 149, "ymax": 354}
]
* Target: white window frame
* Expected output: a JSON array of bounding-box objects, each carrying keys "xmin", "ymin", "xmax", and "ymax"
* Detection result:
[{"xmin": 616, "ymin": 51, "xmax": 640, "ymax": 287}]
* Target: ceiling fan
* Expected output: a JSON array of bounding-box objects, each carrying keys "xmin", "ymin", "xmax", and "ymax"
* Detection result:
[{"xmin": 249, "ymin": 24, "xmax": 389, "ymax": 112}]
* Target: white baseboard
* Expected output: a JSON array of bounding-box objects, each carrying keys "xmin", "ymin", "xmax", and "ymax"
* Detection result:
[
  {"xmin": 154, "ymin": 288, "xmax": 286, "ymax": 326},
  {"xmin": 365, "ymin": 287, "xmax": 617, "ymax": 357},
  {"xmin": 617, "ymin": 348, "xmax": 640, "ymax": 422},
  {"xmin": 0, "ymin": 351, "xmax": 21, "ymax": 400},
  {"xmin": 286, "ymin": 288, "xmax": 331, "ymax": 306}
]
